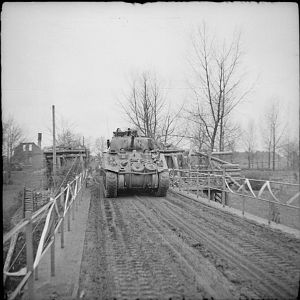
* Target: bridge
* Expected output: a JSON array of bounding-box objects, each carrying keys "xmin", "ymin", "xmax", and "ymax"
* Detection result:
[{"xmin": 3, "ymin": 162, "xmax": 300, "ymax": 299}]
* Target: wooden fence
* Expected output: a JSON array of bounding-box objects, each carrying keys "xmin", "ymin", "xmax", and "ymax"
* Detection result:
[{"xmin": 3, "ymin": 170, "xmax": 88, "ymax": 300}]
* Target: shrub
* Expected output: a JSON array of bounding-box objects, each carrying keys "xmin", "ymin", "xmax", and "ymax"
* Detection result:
[{"xmin": 3, "ymin": 190, "xmax": 23, "ymax": 233}]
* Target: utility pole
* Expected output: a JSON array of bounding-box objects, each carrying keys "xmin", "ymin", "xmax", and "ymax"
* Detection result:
[{"xmin": 52, "ymin": 105, "xmax": 56, "ymax": 190}]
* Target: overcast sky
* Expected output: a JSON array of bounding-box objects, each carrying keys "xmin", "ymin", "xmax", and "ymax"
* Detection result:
[{"xmin": 1, "ymin": 2, "xmax": 299, "ymax": 150}]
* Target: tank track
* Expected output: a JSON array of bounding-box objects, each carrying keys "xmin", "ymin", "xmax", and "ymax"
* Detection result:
[
  {"xmin": 105, "ymin": 171, "xmax": 118, "ymax": 198},
  {"xmin": 155, "ymin": 171, "xmax": 170, "ymax": 197}
]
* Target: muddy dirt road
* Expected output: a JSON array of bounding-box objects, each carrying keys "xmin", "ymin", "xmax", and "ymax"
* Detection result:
[{"xmin": 78, "ymin": 181, "xmax": 300, "ymax": 299}]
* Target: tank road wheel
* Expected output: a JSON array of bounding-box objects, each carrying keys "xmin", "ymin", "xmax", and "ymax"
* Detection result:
[
  {"xmin": 105, "ymin": 171, "xmax": 118, "ymax": 198},
  {"xmin": 155, "ymin": 171, "xmax": 170, "ymax": 197}
]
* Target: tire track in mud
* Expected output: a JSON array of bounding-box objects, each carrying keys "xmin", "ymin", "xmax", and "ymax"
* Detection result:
[
  {"xmin": 79, "ymin": 182, "xmax": 237, "ymax": 299},
  {"xmin": 110, "ymin": 198, "xmax": 179, "ymax": 299},
  {"xmin": 108, "ymin": 196, "xmax": 225, "ymax": 299},
  {"xmin": 168, "ymin": 190, "xmax": 300, "ymax": 258},
  {"xmin": 165, "ymin": 193, "xmax": 300, "ymax": 284},
  {"xmin": 130, "ymin": 197, "xmax": 237, "ymax": 299},
  {"xmin": 137, "ymin": 194, "xmax": 299, "ymax": 299}
]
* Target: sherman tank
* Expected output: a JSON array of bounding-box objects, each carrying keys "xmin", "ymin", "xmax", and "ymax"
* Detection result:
[{"xmin": 102, "ymin": 128, "xmax": 169, "ymax": 197}]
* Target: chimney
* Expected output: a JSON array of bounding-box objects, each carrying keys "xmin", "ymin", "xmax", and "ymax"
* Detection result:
[{"xmin": 38, "ymin": 133, "xmax": 42, "ymax": 148}]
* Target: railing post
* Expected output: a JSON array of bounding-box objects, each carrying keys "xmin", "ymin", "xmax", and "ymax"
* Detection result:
[
  {"xmin": 268, "ymin": 196, "xmax": 271, "ymax": 225},
  {"xmin": 208, "ymin": 171, "xmax": 211, "ymax": 201},
  {"xmin": 75, "ymin": 176, "xmax": 78, "ymax": 212},
  {"xmin": 35, "ymin": 266, "xmax": 38, "ymax": 281},
  {"xmin": 68, "ymin": 206, "xmax": 71, "ymax": 231},
  {"xmin": 25, "ymin": 210, "xmax": 34, "ymax": 299},
  {"xmin": 187, "ymin": 171, "xmax": 190, "ymax": 194},
  {"xmin": 242, "ymin": 184, "xmax": 245, "ymax": 216},
  {"xmin": 196, "ymin": 171, "xmax": 199, "ymax": 198},
  {"xmin": 72, "ymin": 197, "xmax": 75, "ymax": 220},
  {"xmin": 222, "ymin": 169, "xmax": 226, "ymax": 207},
  {"xmin": 60, "ymin": 187, "xmax": 64, "ymax": 248},
  {"xmin": 80, "ymin": 177, "xmax": 85, "ymax": 204},
  {"xmin": 50, "ymin": 235, "xmax": 55, "ymax": 276},
  {"xmin": 79, "ymin": 175, "xmax": 82, "ymax": 204},
  {"xmin": 179, "ymin": 170, "xmax": 181, "ymax": 191},
  {"xmin": 172, "ymin": 168, "xmax": 174, "ymax": 188}
]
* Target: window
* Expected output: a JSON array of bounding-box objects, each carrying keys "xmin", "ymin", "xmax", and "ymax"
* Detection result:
[
  {"xmin": 29, "ymin": 144, "xmax": 32, "ymax": 151},
  {"xmin": 23, "ymin": 144, "xmax": 26, "ymax": 151}
]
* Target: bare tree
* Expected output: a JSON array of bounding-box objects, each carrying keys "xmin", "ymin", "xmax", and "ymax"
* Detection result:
[
  {"xmin": 94, "ymin": 136, "xmax": 106, "ymax": 161},
  {"xmin": 190, "ymin": 120, "xmax": 209, "ymax": 152},
  {"xmin": 243, "ymin": 120, "xmax": 256, "ymax": 169},
  {"xmin": 157, "ymin": 103, "xmax": 186, "ymax": 148},
  {"xmin": 55, "ymin": 118, "xmax": 82, "ymax": 148},
  {"xmin": 2, "ymin": 116, "xmax": 24, "ymax": 164},
  {"xmin": 262, "ymin": 101, "xmax": 286, "ymax": 170},
  {"xmin": 279, "ymin": 133, "xmax": 299, "ymax": 170},
  {"xmin": 2, "ymin": 116, "xmax": 24, "ymax": 183},
  {"xmin": 187, "ymin": 23, "xmax": 252, "ymax": 152},
  {"xmin": 121, "ymin": 71, "xmax": 165, "ymax": 139}
]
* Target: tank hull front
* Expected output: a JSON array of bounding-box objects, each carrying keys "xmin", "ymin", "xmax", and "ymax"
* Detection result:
[{"xmin": 103, "ymin": 169, "xmax": 169, "ymax": 197}]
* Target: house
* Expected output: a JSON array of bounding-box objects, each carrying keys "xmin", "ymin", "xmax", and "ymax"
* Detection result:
[{"xmin": 12, "ymin": 133, "xmax": 43, "ymax": 170}]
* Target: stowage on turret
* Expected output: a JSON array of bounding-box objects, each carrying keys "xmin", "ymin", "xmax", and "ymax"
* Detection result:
[{"xmin": 102, "ymin": 128, "xmax": 169, "ymax": 198}]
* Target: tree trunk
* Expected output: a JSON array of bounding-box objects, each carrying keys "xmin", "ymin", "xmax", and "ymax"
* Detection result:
[
  {"xmin": 247, "ymin": 152, "xmax": 251, "ymax": 169},
  {"xmin": 268, "ymin": 141, "xmax": 271, "ymax": 169}
]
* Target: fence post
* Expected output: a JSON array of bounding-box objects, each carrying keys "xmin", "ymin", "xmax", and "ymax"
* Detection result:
[
  {"xmin": 208, "ymin": 171, "xmax": 211, "ymax": 201},
  {"xmin": 268, "ymin": 196, "xmax": 271, "ymax": 225},
  {"xmin": 35, "ymin": 266, "xmax": 38, "ymax": 281},
  {"xmin": 79, "ymin": 176, "xmax": 82, "ymax": 204},
  {"xmin": 242, "ymin": 184, "xmax": 245, "ymax": 216},
  {"xmin": 222, "ymin": 169, "xmax": 226, "ymax": 207},
  {"xmin": 68, "ymin": 205, "xmax": 71, "ymax": 231},
  {"xmin": 50, "ymin": 235, "xmax": 55, "ymax": 276},
  {"xmin": 172, "ymin": 168, "xmax": 174, "ymax": 188},
  {"xmin": 75, "ymin": 176, "xmax": 78, "ymax": 211},
  {"xmin": 25, "ymin": 210, "xmax": 34, "ymax": 299},
  {"xmin": 80, "ymin": 174, "xmax": 84, "ymax": 204},
  {"xmin": 196, "ymin": 171, "xmax": 199, "ymax": 198},
  {"xmin": 179, "ymin": 170, "xmax": 182, "ymax": 191},
  {"xmin": 60, "ymin": 187, "xmax": 64, "ymax": 248},
  {"xmin": 187, "ymin": 171, "xmax": 189, "ymax": 194},
  {"xmin": 72, "ymin": 197, "xmax": 75, "ymax": 220}
]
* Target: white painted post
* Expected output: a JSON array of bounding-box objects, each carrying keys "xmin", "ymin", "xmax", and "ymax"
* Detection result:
[{"xmin": 25, "ymin": 210, "xmax": 34, "ymax": 299}]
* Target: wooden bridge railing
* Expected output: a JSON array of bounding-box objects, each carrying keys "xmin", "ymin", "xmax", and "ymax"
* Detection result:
[{"xmin": 169, "ymin": 168, "xmax": 300, "ymax": 225}]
